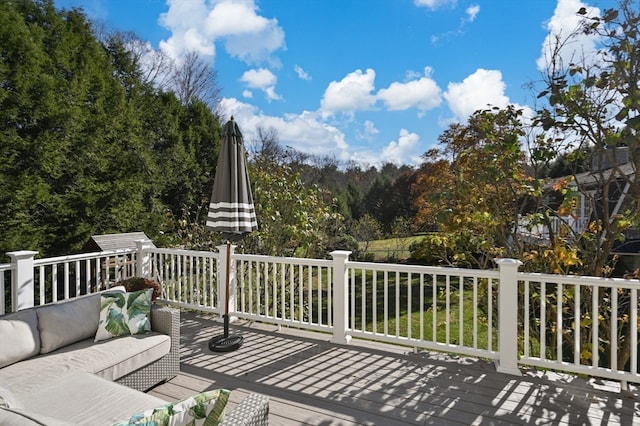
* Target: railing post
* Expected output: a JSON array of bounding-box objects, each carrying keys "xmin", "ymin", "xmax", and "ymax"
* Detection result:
[
  {"xmin": 330, "ymin": 250, "xmax": 352, "ymax": 345},
  {"xmin": 495, "ymin": 258, "xmax": 523, "ymax": 376},
  {"xmin": 216, "ymin": 244, "xmax": 237, "ymax": 318},
  {"xmin": 7, "ymin": 250, "xmax": 38, "ymax": 312},
  {"xmin": 135, "ymin": 239, "xmax": 154, "ymax": 278}
]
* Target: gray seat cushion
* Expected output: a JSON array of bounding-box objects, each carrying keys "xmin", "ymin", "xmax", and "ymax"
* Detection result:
[
  {"xmin": 9, "ymin": 372, "xmax": 168, "ymax": 425},
  {"xmin": 0, "ymin": 407, "xmax": 75, "ymax": 426},
  {"xmin": 0, "ymin": 309, "xmax": 40, "ymax": 368},
  {"xmin": 0, "ymin": 332, "xmax": 170, "ymax": 398},
  {"xmin": 36, "ymin": 293, "xmax": 101, "ymax": 354}
]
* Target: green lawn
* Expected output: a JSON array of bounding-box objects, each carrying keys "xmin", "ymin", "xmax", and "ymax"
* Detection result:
[
  {"xmin": 359, "ymin": 236, "xmax": 424, "ymax": 261},
  {"xmin": 348, "ymin": 271, "xmax": 497, "ymax": 349}
]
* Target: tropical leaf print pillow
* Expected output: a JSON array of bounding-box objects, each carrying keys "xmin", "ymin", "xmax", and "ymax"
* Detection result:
[
  {"xmin": 112, "ymin": 389, "xmax": 230, "ymax": 426},
  {"xmin": 127, "ymin": 289, "xmax": 152, "ymax": 335},
  {"xmin": 95, "ymin": 289, "xmax": 152, "ymax": 342}
]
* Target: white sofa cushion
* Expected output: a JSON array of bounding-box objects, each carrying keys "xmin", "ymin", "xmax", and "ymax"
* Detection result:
[
  {"xmin": 37, "ymin": 293, "xmax": 101, "ymax": 354},
  {"xmin": 0, "ymin": 332, "xmax": 170, "ymax": 399},
  {"xmin": 0, "ymin": 407, "xmax": 75, "ymax": 426},
  {"xmin": 0, "ymin": 386, "xmax": 22, "ymax": 409},
  {"xmin": 0, "ymin": 309, "xmax": 40, "ymax": 368},
  {"xmin": 36, "ymin": 286, "xmax": 127, "ymax": 353},
  {"xmin": 14, "ymin": 372, "xmax": 167, "ymax": 425}
]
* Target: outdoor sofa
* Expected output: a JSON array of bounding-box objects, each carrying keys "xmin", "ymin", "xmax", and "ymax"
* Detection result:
[{"xmin": 0, "ymin": 287, "xmax": 269, "ymax": 425}]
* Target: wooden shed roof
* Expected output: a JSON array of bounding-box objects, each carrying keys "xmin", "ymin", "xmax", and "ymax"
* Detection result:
[{"xmin": 82, "ymin": 232, "xmax": 155, "ymax": 252}]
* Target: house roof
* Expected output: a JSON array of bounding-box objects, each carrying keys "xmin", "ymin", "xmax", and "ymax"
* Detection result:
[
  {"xmin": 82, "ymin": 232, "xmax": 155, "ymax": 252},
  {"xmin": 613, "ymin": 238, "xmax": 640, "ymax": 256},
  {"xmin": 545, "ymin": 161, "xmax": 635, "ymax": 190}
]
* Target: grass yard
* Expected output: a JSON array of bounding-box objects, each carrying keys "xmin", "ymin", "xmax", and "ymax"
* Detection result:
[
  {"xmin": 348, "ymin": 270, "xmax": 497, "ymax": 350},
  {"xmin": 359, "ymin": 235, "xmax": 425, "ymax": 261}
]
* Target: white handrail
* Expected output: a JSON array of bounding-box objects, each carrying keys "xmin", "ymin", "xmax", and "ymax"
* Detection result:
[{"xmin": 4, "ymin": 242, "xmax": 640, "ymax": 388}]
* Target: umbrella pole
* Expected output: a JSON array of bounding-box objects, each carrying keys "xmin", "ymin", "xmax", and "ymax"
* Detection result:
[
  {"xmin": 223, "ymin": 239, "xmax": 231, "ymax": 338},
  {"xmin": 209, "ymin": 239, "xmax": 244, "ymax": 352}
]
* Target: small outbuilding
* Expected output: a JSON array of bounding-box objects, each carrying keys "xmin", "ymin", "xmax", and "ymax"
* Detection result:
[{"xmin": 82, "ymin": 232, "xmax": 155, "ymax": 253}]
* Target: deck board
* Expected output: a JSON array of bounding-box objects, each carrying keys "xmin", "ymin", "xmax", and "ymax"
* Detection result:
[{"xmin": 148, "ymin": 310, "xmax": 640, "ymax": 425}]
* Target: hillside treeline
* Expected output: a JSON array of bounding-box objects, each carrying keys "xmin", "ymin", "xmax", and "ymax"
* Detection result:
[
  {"xmin": 0, "ymin": 0, "xmax": 416, "ymax": 259},
  {"xmin": 0, "ymin": 0, "xmax": 224, "ymax": 257},
  {"xmin": 2, "ymin": 0, "xmax": 639, "ymax": 282}
]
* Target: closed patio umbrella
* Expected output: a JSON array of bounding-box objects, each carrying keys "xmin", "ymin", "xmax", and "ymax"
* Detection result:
[{"xmin": 206, "ymin": 116, "xmax": 257, "ymax": 352}]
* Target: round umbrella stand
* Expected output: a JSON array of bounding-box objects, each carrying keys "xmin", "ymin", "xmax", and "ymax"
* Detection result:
[{"xmin": 208, "ymin": 333, "xmax": 244, "ymax": 352}]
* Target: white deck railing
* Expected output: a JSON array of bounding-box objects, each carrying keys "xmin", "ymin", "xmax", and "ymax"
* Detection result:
[
  {"xmin": 517, "ymin": 214, "xmax": 591, "ymax": 240},
  {"xmin": 2, "ymin": 240, "xmax": 639, "ymax": 389}
]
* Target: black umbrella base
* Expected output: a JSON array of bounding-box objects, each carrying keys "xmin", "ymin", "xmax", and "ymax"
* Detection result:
[{"xmin": 209, "ymin": 333, "xmax": 244, "ymax": 352}]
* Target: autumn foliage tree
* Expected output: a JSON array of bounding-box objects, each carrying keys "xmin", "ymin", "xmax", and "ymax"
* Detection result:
[
  {"xmin": 411, "ymin": 105, "xmax": 531, "ymax": 268},
  {"xmin": 529, "ymin": 0, "xmax": 640, "ymax": 371}
]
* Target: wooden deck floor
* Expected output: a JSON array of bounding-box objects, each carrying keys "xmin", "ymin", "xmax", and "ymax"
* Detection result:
[{"xmin": 148, "ymin": 310, "xmax": 640, "ymax": 425}]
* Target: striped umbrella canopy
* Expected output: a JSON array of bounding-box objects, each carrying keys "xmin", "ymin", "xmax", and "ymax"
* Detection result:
[
  {"xmin": 206, "ymin": 117, "xmax": 256, "ymax": 352},
  {"xmin": 206, "ymin": 117, "xmax": 258, "ymax": 237}
]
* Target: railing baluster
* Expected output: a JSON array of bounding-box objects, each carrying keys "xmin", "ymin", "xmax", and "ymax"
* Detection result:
[
  {"xmin": 432, "ymin": 274, "xmax": 437, "ymax": 342},
  {"xmin": 593, "ymin": 285, "xmax": 599, "ymax": 368},
  {"xmin": 317, "ymin": 266, "xmax": 322, "ymax": 325},
  {"xmin": 487, "ymin": 278, "xmax": 494, "ymax": 352},
  {"xmin": 524, "ymin": 279, "xmax": 530, "ymax": 358},
  {"xmin": 445, "ymin": 274, "xmax": 450, "ymax": 345},
  {"xmin": 473, "ymin": 276, "xmax": 478, "ymax": 349},
  {"xmin": 459, "ymin": 276, "xmax": 463, "ymax": 346},
  {"xmin": 358, "ymin": 268, "xmax": 364, "ymax": 332},
  {"xmin": 383, "ymin": 271, "xmax": 388, "ymax": 336},
  {"xmin": 632, "ymin": 287, "xmax": 638, "ymax": 375},
  {"xmin": 557, "ymin": 282, "xmax": 563, "ymax": 362},
  {"xmin": 611, "ymin": 284, "xmax": 618, "ymax": 371},
  {"xmin": 574, "ymin": 283, "xmax": 580, "ymax": 365},
  {"xmin": 541, "ymin": 281, "xmax": 546, "ymax": 359},
  {"xmin": 407, "ymin": 272, "xmax": 412, "ymax": 340},
  {"xmin": 373, "ymin": 270, "xmax": 377, "ymax": 335},
  {"xmin": 419, "ymin": 273, "xmax": 424, "ymax": 342},
  {"xmin": 395, "ymin": 271, "xmax": 400, "ymax": 337}
]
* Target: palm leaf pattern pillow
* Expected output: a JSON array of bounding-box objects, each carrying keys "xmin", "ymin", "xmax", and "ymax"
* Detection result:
[
  {"xmin": 95, "ymin": 289, "xmax": 152, "ymax": 342},
  {"xmin": 112, "ymin": 389, "xmax": 230, "ymax": 426},
  {"xmin": 127, "ymin": 289, "xmax": 152, "ymax": 334}
]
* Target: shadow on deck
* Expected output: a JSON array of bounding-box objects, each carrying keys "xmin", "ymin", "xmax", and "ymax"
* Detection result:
[{"xmin": 148, "ymin": 310, "xmax": 640, "ymax": 425}]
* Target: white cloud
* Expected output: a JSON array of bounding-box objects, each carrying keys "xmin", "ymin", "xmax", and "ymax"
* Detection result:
[
  {"xmin": 536, "ymin": 0, "xmax": 603, "ymax": 71},
  {"xmin": 263, "ymin": 86, "xmax": 282, "ymax": 102},
  {"xmin": 217, "ymin": 97, "xmax": 259, "ymax": 123},
  {"xmin": 241, "ymin": 68, "xmax": 277, "ymax": 87},
  {"xmin": 205, "ymin": 1, "xmax": 271, "ymax": 37},
  {"xmin": 465, "ymin": 5, "xmax": 480, "ymax": 22},
  {"xmin": 159, "ymin": 0, "xmax": 285, "ymax": 64},
  {"xmin": 414, "ymin": 0, "xmax": 457, "ymax": 9},
  {"xmin": 240, "ymin": 68, "xmax": 281, "ymax": 101},
  {"xmin": 364, "ymin": 120, "xmax": 379, "ymax": 137},
  {"xmin": 377, "ymin": 67, "xmax": 442, "ymax": 112},
  {"xmin": 381, "ymin": 129, "xmax": 421, "ymax": 165},
  {"xmin": 242, "ymin": 89, "xmax": 253, "ymax": 98},
  {"xmin": 320, "ymin": 69, "xmax": 377, "ymax": 116},
  {"xmin": 356, "ymin": 120, "xmax": 380, "ymax": 141},
  {"xmin": 294, "ymin": 65, "xmax": 311, "ymax": 80},
  {"xmin": 218, "ymin": 98, "xmax": 349, "ymax": 159},
  {"xmin": 444, "ymin": 69, "xmax": 509, "ymax": 121},
  {"xmin": 219, "ymin": 97, "xmax": 426, "ymax": 167},
  {"xmin": 159, "ymin": 1, "xmax": 213, "ymax": 59}
]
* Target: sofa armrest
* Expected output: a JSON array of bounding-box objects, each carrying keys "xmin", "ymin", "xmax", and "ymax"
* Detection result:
[
  {"xmin": 116, "ymin": 305, "xmax": 180, "ymax": 391},
  {"xmin": 221, "ymin": 393, "xmax": 269, "ymax": 426},
  {"xmin": 150, "ymin": 305, "xmax": 180, "ymax": 343}
]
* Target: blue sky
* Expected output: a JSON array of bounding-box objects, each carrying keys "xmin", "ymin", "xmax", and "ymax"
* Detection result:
[{"xmin": 54, "ymin": 0, "xmax": 618, "ymax": 168}]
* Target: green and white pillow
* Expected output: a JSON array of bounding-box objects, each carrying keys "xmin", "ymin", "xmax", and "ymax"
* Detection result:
[
  {"xmin": 112, "ymin": 389, "xmax": 230, "ymax": 426},
  {"xmin": 95, "ymin": 288, "xmax": 152, "ymax": 342}
]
